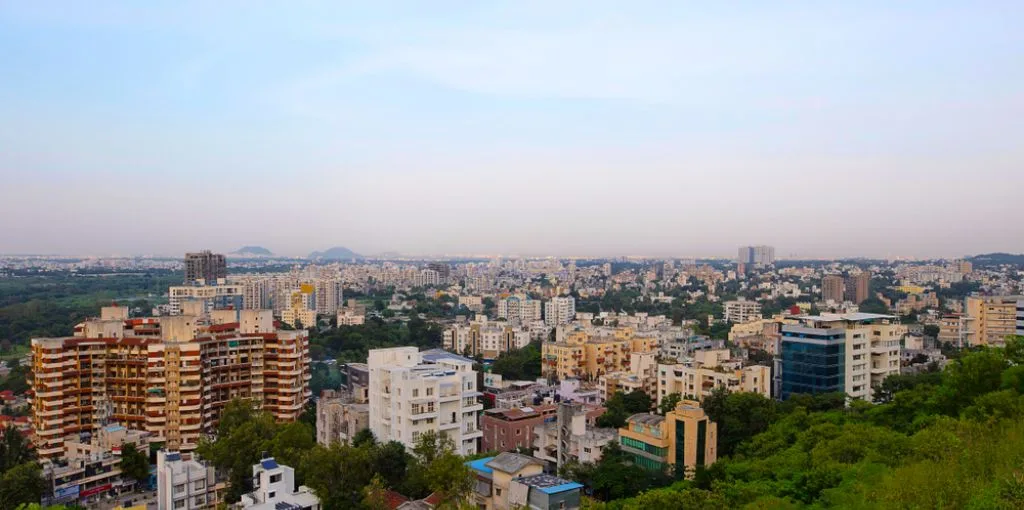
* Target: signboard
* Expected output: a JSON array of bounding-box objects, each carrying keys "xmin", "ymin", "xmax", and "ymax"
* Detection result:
[
  {"xmin": 483, "ymin": 373, "xmax": 503, "ymax": 389},
  {"xmin": 80, "ymin": 484, "xmax": 112, "ymax": 498},
  {"xmin": 54, "ymin": 485, "xmax": 80, "ymax": 500}
]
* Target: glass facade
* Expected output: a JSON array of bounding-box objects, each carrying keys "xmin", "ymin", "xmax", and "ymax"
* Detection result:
[
  {"xmin": 780, "ymin": 330, "xmax": 845, "ymax": 399},
  {"xmin": 696, "ymin": 419, "xmax": 707, "ymax": 467}
]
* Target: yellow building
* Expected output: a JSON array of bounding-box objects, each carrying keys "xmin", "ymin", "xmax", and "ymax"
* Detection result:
[
  {"xmin": 963, "ymin": 296, "xmax": 1022, "ymax": 347},
  {"xmin": 542, "ymin": 327, "xmax": 659, "ymax": 381},
  {"xmin": 617, "ymin": 400, "xmax": 716, "ymax": 476}
]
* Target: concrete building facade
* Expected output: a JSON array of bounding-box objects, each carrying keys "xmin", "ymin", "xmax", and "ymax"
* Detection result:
[{"xmin": 367, "ymin": 347, "xmax": 483, "ymax": 455}]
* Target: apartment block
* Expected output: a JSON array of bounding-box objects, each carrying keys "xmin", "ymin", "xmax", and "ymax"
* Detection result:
[
  {"xmin": 497, "ymin": 295, "xmax": 543, "ymax": 323},
  {"xmin": 367, "ymin": 347, "xmax": 483, "ymax": 456},
  {"xmin": 963, "ymin": 295, "xmax": 1023, "ymax": 347},
  {"xmin": 737, "ymin": 245, "xmax": 775, "ymax": 266},
  {"xmin": 821, "ymin": 275, "xmax": 845, "ymax": 304},
  {"xmin": 1017, "ymin": 299, "xmax": 1024, "ymax": 337},
  {"xmin": 775, "ymin": 313, "xmax": 903, "ymax": 401},
  {"xmin": 184, "ymin": 250, "xmax": 227, "ymax": 285},
  {"xmin": 481, "ymin": 404, "xmax": 556, "ymax": 453},
  {"xmin": 541, "ymin": 327, "xmax": 659, "ymax": 381},
  {"xmin": 544, "ymin": 296, "xmax": 577, "ymax": 326},
  {"xmin": 845, "ymin": 272, "xmax": 871, "ymax": 304},
  {"xmin": 597, "ymin": 352, "xmax": 658, "ymax": 402},
  {"xmin": 443, "ymin": 318, "xmax": 532, "ymax": 360},
  {"xmin": 617, "ymin": 400, "xmax": 716, "ymax": 477},
  {"xmin": 724, "ymin": 299, "xmax": 762, "ymax": 323},
  {"xmin": 532, "ymin": 402, "xmax": 615, "ymax": 471},
  {"xmin": 168, "ymin": 282, "xmax": 244, "ymax": 316},
  {"xmin": 657, "ymin": 349, "xmax": 771, "ymax": 404},
  {"xmin": 29, "ymin": 308, "xmax": 311, "ymax": 459},
  {"xmin": 315, "ymin": 389, "xmax": 369, "ymax": 446},
  {"xmin": 938, "ymin": 313, "xmax": 965, "ymax": 347},
  {"xmin": 239, "ymin": 457, "xmax": 320, "ymax": 510}
]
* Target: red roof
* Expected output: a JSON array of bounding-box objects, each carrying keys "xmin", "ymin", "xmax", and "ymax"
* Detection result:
[
  {"xmin": 423, "ymin": 492, "xmax": 442, "ymax": 506},
  {"xmin": 382, "ymin": 490, "xmax": 409, "ymax": 510}
]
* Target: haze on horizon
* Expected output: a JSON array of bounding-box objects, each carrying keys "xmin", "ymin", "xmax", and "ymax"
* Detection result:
[{"xmin": 1, "ymin": 2, "xmax": 1022, "ymax": 260}]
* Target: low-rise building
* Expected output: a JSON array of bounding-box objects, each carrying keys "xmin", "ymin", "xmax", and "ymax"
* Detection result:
[
  {"xmin": 467, "ymin": 453, "xmax": 583, "ymax": 510},
  {"xmin": 315, "ymin": 389, "xmax": 369, "ymax": 446},
  {"xmin": 617, "ymin": 400, "xmax": 717, "ymax": 477},
  {"xmin": 542, "ymin": 327, "xmax": 659, "ymax": 381},
  {"xmin": 481, "ymin": 405, "xmax": 556, "ymax": 453},
  {"xmin": 533, "ymin": 402, "xmax": 615, "ymax": 471},
  {"xmin": 597, "ymin": 352, "xmax": 658, "ymax": 402},
  {"xmin": 156, "ymin": 450, "xmax": 220, "ymax": 510},
  {"xmin": 239, "ymin": 457, "xmax": 320, "ymax": 510}
]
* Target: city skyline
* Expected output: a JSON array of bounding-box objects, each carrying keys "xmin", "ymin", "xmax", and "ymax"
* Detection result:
[{"xmin": 2, "ymin": 2, "xmax": 1023, "ymax": 258}]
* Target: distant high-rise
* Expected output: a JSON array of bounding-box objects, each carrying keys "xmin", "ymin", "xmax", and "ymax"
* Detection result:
[
  {"xmin": 845, "ymin": 272, "xmax": 871, "ymax": 304},
  {"xmin": 427, "ymin": 262, "xmax": 451, "ymax": 281},
  {"xmin": 821, "ymin": 275, "xmax": 845, "ymax": 303},
  {"xmin": 737, "ymin": 245, "xmax": 775, "ymax": 266},
  {"xmin": 184, "ymin": 250, "xmax": 226, "ymax": 284}
]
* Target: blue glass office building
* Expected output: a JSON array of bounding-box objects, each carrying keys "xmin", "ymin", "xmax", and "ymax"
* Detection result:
[{"xmin": 778, "ymin": 326, "xmax": 845, "ymax": 400}]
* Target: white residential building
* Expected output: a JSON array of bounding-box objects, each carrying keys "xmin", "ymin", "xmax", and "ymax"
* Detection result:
[
  {"xmin": 724, "ymin": 299, "xmax": 762, "ymax": 324},
  {"xmin": 497, "ymin": 295, "xmax": 542, "ymax": 323},
  {"xmin": 545, "ymin": 296, "xmax": 577, "ymax": 326},
  {"xmin": 168, "ymin": 282, "xmax": 244, "ymax": 316},
  {"xmin": 156, "ymin": 450, "xmax": 219, "ymax": 510},
  {"xmin": 368, "ymin": 347, "xmax": 484, "ymax": 455},
  {"xmin": 239, "ymin": 457, "xmax": 320, "ymax": 510}
]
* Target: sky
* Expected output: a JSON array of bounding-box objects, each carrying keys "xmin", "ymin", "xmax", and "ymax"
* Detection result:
[{"xmin": 1, "ymin": 1, "xmax": 1022, "ymax": 259}]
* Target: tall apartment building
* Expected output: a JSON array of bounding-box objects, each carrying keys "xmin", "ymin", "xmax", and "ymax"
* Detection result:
[
  {"xmin": 724, "ymin": 299, "xmax": 762, "ymax": 323},
  {"xmin": 367, "ymin": 347, "xmax": 483, "ymax": 455},
  {"xmin": 314, "ymin": 279, "xmax": 343, "ymax": 315},
  {"xmin": 821, "ymin": 275, "xmax": 845, "ymax": 303},
  {"xmin": 617, "ymin": 400, "xmax": 716, "ymax": 476},
  {"xmin": 542, "ymin": 327, "xmax": 659, "ymax": 381},
  {"xmin": 775, "ymin": 313, "xmax": 903, "ymax": 401},
  {"xmin": 427, "ymin": 262, "xmax": 451, "ymax": 281},
  {"xmin": 845, "ymin": 272, "xmax": 871, "ymax": 304},
  {"xmin": 185, "ymin": 251, "xmax": 227, "ymax": 284},
  {"xmin": 737, "ymin": 245, "xmax": 775, "ymax": 266},
  {"xmin": 657, "ymin": 349, "xmax": 771, "ymax": 404},
  {"xmin": 443, "ymin": 318, "xmax": 531, "ymax": 360},
  {"xmin": 962, "ymin": 295, "xmax": 1023, "ymax": 347},
  {"xmin": 29, "ymin": 308, "xmax": 311, "ymax": 459},
  {"xmin": 938, "ymin": 313, "xmax": 965, "ymax": 347},
  {"xmin": 544, "ymin": 297, "xmax": 577, "ymax": 326}
]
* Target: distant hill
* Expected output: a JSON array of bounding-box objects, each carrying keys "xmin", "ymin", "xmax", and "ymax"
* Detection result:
[
  {"xmin": 309, "ymin": 246, "xmax": 361, "ymax": 260},
  {"xmin": 232, "ymin": 246, "xmax": 273, "ymax": 256},
  {"xmin": 967, "ymin": 253, "xmax": 1024, "ymax": 266}
]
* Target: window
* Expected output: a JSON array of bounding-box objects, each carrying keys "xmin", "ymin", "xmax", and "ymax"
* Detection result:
[
  {"xmin": 269, "ymin": 491, "xmax": 276, "ymax": 499},
  {"xmin": 413, "ymin": 389, "xmax": 419, "ymax": 397},
  {"xmin": 193, "ymin": 480, "xmax": 205, "ymax": 491},
  {"xmin": 496, "ymin": 488, "xmax": 502, "ymax": 497},
  {"xmin": 194, "ymin": 496, "xmax": 205, "ymax": 506},
  {"xmin": 174, "ymin": 484, "xmax": 185, "ymax": 494},
  {"xmin": 270, "ymin": 473, "xmax": 282, "ymax": 484},
  {"xmin": 174, "ymin": 500, "xmax": 185, "ymax": 509}
]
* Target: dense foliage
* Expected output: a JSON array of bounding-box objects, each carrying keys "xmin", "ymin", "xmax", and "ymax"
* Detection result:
[
  {"xmin": 581, "ymin": 337, "xmax": 1024, "ymax": 508},
  {"xmin": 0, "ymin": 425, "xmax": 44, "ymax": 510},
  {"xmin": 0, "ymin": 272, "xmax": 180, "ymax": 344},
  {"xmin": 199, "ymin": 400, "xmax": 470, "ymax": 509},
  {"xmin": 597, "ymin": 390, "xmax": 653, "ymax": 429},
  {"xmin": 310, "ymin": 316, "xmax": 444, "ymax": 362},
  {"xmin": 488, "ymin": 342, "xmax": 542, "ymax": 380}
]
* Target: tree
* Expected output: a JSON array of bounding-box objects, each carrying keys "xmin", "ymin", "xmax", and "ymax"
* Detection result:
[
  {"xmin": 703, "ymin": 388, "xmax": 777, "ymax": 457},
  {"xmin": 352, "ymin": 428, "xmax": 377, "ymax": 448},
  {"xmin": 0, "ymin": 426, "xmax": 35, "ymax": 473},
  {"xmin": 361, "ymin": 475, "xmax": 391, "ymax": 510},
  {"xmin": 0, "ymin": 462, "xmax": 46, "ymax": 510},
  {"xmin": 119, "ymin": 443, "xmax": 150, "ymax": 487},
  {"xmin": 658, "ymin": 393, "xmax": 682, "ymax": 415}
]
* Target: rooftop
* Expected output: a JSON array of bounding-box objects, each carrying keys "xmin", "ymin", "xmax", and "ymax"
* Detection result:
[
  {"xmin": 516, "ymin": 473, "xmax": 584, "ymax": 495},
  {"xmin": 626, "ymin": 413, "xmax": 664, "ymax": 426},
  {"xmin": 480, "ymin": 453, "xmax": 542, "ymax": 474}
]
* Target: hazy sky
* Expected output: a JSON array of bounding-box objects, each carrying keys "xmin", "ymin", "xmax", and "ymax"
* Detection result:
[{"xmin": 1, "ymin": 2, "xmax": 1022, "ymax": 259}]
